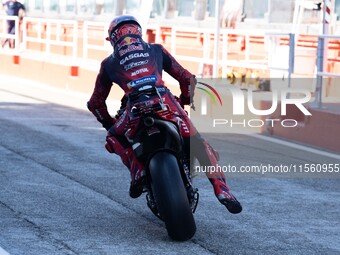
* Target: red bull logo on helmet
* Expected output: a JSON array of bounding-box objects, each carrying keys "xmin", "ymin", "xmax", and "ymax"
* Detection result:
[{"xmin": 117, "ymin": 36, "xmax": 141, "ymax": 50}]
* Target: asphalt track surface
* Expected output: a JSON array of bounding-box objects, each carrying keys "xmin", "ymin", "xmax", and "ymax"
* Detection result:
[{"xmin": 0, "ymin": 75, "xmax": 339, "ymax": 255}]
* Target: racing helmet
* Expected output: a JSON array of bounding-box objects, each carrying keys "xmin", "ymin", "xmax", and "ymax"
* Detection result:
[{"xmin": 106, "ymin": 15, "xmax": 142, "ymax": 47}]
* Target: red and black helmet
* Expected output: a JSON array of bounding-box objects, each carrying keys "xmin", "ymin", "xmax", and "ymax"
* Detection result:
[{"xmin": 106, "ymin": 15, "xmax": 142, "ymax": 47}]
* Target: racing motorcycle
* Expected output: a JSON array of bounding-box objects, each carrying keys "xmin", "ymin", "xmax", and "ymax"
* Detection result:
[{"xmin": 124, "ymin": 84, "xmax": 199, "ymax": 241}]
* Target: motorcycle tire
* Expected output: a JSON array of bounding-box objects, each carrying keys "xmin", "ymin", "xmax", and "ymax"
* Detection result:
[{"xmin": 148, "ymin": 151, "xmax": 196, "ymax": 241}]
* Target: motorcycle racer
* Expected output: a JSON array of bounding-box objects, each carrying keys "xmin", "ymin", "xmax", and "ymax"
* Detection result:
[{"xmin": 87, "ymin": 15, "xmax": 242, "ymax": 214}]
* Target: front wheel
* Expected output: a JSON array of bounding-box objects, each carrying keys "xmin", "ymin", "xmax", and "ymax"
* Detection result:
[{"xmin": 148, "ymin": 151, "xmax": 196, "ymax": 241}]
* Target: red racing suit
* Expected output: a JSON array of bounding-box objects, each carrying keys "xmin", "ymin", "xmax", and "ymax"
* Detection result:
[
  {"xmin": 87, "ymin": 34, "xmax": 230, "ymax": 198},
  {"xmin": 88, "ymin": 34, "xmax": 194, "ymax": 134}
]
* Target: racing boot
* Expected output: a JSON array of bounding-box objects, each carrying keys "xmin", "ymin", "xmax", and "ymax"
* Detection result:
[
  {"xmin": 128, "ymin": 151, "xmax": 146, "ymax": 199},
  {"xmin": 201, "ymin": 140, "xmax": 242, "ymax": 214},
  {"xmin": 105, "ymin": 136, "xmax": 145, "ymax": 198},
  {"xmin": 209, "ymin": 176, "xmax": 242, "ymax": 214}
]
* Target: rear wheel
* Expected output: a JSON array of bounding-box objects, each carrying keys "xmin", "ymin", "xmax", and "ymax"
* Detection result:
[{"xmin": 148, "ymin": 151, "xmax": 196, "ymax": 241}]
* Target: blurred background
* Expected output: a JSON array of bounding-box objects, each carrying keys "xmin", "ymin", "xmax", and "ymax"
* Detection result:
[{"xmin": 2, "ymin": 0, "xmax": 340, "ymax": 23}]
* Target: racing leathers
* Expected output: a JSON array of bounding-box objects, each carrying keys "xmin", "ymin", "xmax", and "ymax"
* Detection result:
[{"xmin": 87, "ymin": 32, "xmax": 242, "ymax": 214}]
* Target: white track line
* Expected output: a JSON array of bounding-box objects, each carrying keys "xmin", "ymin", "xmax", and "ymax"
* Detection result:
[{"xmin": 250, "ymin": 134, "xmax": 340, "ymax": 160}]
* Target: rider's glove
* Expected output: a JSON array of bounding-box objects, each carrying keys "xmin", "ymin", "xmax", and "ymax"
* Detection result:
[{"xmin": 179, "ymin": 94, "xmax": 191, "ymax": 106}]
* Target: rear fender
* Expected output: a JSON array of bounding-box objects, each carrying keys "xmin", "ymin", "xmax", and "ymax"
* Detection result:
[{"xmin": 133, "ymin": 119, "xmax": 184, "ymax": 161}]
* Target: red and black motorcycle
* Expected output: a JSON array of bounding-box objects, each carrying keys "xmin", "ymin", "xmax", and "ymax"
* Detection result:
[{"xmin": 124, "ymin": 84, "xmax": 199, "ymax": 241}]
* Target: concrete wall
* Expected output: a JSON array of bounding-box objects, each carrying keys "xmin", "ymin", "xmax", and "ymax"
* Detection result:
[{"xmin": 0, "ymin": 54, "xmax": 181, "ymax": 101}]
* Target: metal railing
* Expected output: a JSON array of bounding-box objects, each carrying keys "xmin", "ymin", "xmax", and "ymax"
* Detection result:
[
  {"xmin": 1, "ymin": 15, "xmax": 338, "ymax": 100},
  {"xmin": 313, "ymin": 34, "xmax": 340, "ymax": 107},
  {"xmin": 169, "ymin": 27, "xmax": 272, "ymax": 77},
  {"xmin": 21, "ymin": 17, "xmax": 78, "ymax": 62},
  {"xmin": 168, "ymin": 27, "xmax": 298, "ymax": 81},
  {"xmin": 81, "ymin": 21, "xmax": 162, "ymax": 63},
  {"xmin": 219, "ymin": 30, "xmax": 291, "ymax": 78},
  {"xmin": 82, "ymin": 21, "xmax": 111, "ymax": 61}
]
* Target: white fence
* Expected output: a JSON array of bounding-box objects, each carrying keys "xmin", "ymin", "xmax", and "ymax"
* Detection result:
[
  {"xmin": 313, "ymin": 34, "xmax": 340, "ymax": 107},
  {"xmin": 0, "ymin": 16, "xmax": 294, "ymax": 76},
  {"xmin": 169, "ymin": 26, "xmax": 296, "ymax": 79},
  {"xmin": 1, "ymin": 15, "xmax": 337, "ymax": 101},
  {"xmin": 0, "ymin": 15, "xmax": 20, "ymax": 49},
  {"xmin": 81, "ymin": 21, "xmax": 162, "ymax": 62},
  {"xmin": 82, "ymin": 21, "xmax": 111, "ymax": 61},
  {"xmin": 21, "ymin": 17, "xmax": 78, "ymax": 63}
]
